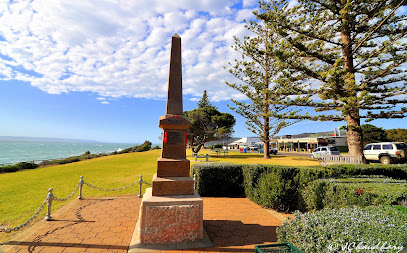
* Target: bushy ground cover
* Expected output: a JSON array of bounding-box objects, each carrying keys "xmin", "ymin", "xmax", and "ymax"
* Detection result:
[
  {"xmin": 277, "ymin": 206, "xmax": 407, "ymax": 253},
  {"xmin": 302, "ymin": 176, "xmax": 407, "ymax": 210}
]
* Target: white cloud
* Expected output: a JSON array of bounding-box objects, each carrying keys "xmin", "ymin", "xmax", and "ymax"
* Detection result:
[
  {"xmin": 242, "ymin": 0, "xmax": 257, "ymax": 8},
  {"xmin": 0, "ymin": 0, "xmax": 257, "ymax": 102}
]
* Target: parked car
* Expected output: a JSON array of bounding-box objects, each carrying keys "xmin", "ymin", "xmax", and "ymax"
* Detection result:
[
  {"xmin": 363, "ymin": 142, "xmax": 407, "ymax": 164},
  {"xmin": 311, "ymin": 146, "xmax": 340, "ymax": 158},
  {"xmin": 257, "ymin": 147, "xmax": 278, "ymax": 155},
  {"xmin": 269, "ymin": 147, "xmax": 278, "ymax": 155}
]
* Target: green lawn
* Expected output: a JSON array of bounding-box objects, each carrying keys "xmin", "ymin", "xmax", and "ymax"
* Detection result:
[
  {"xmin": 0, "ymin": 148, "xmax": 316, "ymax": 242},
  {"xmin": 192, "ymin": 149, "xmax": 318, "ymax": 166}
]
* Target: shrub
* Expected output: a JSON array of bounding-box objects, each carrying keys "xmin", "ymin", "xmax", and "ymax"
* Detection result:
[
  {"xmin": 243, "ymin": 165, "xmax": 300, "ymax": 211},
  {"xmin": 15, "ymin": 162, "xmax": 38, "ymax": 170},
  {"xmin": 135, "ymin": 141, "xmax": 152, "ymax": 152},
  {"xmin": 277, "ymin": 206, "xmax": 407, "ymax": 253},
  {"xmin": 1, "ymin": 165, "xmax": 20, "ymax": 173},
  {"xmin": 117, "ymin": 141, "xmax": 152, "ymax": 154},
  {"xmin": 1, "ymin": 162, "xmax": 38, "ymax": 173},
  {"xmin": 191, "ymin": 163, "xmax": 244, "ymax": 197},
  {"xmin": 193, "ymin": 163, "xmax": 407, "ymax": 212},
  {"xmin": 301, "ymin": 176, "xmax": 407, "ymax": 210}
]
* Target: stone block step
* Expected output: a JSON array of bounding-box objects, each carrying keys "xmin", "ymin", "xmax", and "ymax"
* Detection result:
[
  {"xmin": 152, "ymin": 174, "xmax": 194, "ymax": 196},
  {"xmin": 157, "ymin": 157, "xmax": 190, "ymax": 177}
]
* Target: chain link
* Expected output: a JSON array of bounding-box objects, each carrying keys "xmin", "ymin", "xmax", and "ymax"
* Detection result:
[
  {"xmin": 142, "ymin": 180, "xmax": 152, "ymax": 187},
  {"xmin": 84, "ymin": 181, "xmax": 139, "ymax": 191},
  {"xmin": 54, "ymin": 183, "xmax": 80, "ymax": 202},
  {"xmin": 0, "ymin": 198, "xmax": 47, "ymax": 233}
]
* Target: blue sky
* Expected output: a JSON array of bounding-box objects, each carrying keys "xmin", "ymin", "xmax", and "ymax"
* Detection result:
[{"xmin": 0, "ymin": 0, "xmax": 406, "ymax": 143}]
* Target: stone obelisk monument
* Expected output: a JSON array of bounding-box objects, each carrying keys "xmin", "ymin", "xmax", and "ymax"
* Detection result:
[{"xmin": 133, "ymin": 33, "xmax": 204, "ymax": 246}]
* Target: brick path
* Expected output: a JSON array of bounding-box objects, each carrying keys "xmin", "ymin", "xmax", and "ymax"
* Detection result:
[{"xmin": 1, "ymin": 196, "xmax": 289, "ymax": 253}]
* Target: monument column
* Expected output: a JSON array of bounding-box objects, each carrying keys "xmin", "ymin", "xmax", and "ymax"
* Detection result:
[{"xmin": 131, "ymin": 34, "xmax": 204, "ymax": 247}]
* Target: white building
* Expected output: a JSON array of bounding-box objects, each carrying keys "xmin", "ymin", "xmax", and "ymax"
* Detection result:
[{"xmin": 227, "ymin": 137, "xmax": 262, "ymax": 149}]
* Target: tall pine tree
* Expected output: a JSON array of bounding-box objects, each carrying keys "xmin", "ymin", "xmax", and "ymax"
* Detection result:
[
  {"xmin": 197, "ymin": 90, "xmax": 214, "ymax": 108},
  {"xmin": 226, "ymin": 4, "xmax": 301, "ymax": 159},
  {"xmin": 257, "ymin": 0, "xmax": 407, "ymax": 161}
]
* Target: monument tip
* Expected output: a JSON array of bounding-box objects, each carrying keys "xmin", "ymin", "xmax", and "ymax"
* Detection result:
[{"xmin": 173, "ymin": 33, "xmax": 181, "ymax": 38}]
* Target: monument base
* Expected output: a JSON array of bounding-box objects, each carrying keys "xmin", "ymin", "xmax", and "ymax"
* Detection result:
[{"xmin": 130, "ymin": 188, "xmax": 207, "ymax": 248}]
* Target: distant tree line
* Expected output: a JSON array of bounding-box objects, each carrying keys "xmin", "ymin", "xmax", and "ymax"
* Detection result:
[{"xmin": 362, "ymin": 124, "xmax": 407, "ymax": 145}]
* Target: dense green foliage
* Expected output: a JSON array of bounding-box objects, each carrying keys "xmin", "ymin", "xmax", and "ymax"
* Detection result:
[
  {"xmin": 185, "ymin": 91, "xmax": 235, "ymax": 153},
  {"xmin": 301, "ymin": 176, "xmax": 407, "ymax": 210},
  {"xmin": 387, "ymin": 128, "xmax": 407, "ymax": 143},
  {"xmin": 191, "ymin": 163, "xmax": 244, "ymax": 197},
  {"xmin": 192, "ymin": 163, "xmax": 407, "ymax": 211},
  {"xmin": 361, "ymin": 124, "xmax": 388, "ymax": 145},
  {"xmin": 1, "ymin": 162, "xmax": 38, "ymax": 173},
  {"xmin": 196, "ymin": 90, "xmax": 212, "ymax": 109},
  {"xmin": 277, "ymin": 206, "xmax": 407, "ymax": 253},
  {"xmin": 117, "ymin": 141, "xmax": 152, "ymax": 154}
]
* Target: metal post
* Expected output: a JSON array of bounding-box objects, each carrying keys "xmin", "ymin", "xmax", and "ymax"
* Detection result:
[
  {"xmin": 138, "ymin": 175, "xmax": 143, "ymax": 197},
  {"xmin": 193, "ymin": 174, "xmax": 197, "ymax": 190},
  {"xmin": 45, "ymin": 188, "xmax": 54, "ymax": 221},
  {"xmin": 78, "ymin": 176, "xmax": 84, "ymax": 199}
]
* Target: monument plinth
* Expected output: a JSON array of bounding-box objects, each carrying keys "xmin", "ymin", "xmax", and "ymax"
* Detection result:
[{"xmin": 129, "ymin": 34, "xmax": 206, "ymax": 249}]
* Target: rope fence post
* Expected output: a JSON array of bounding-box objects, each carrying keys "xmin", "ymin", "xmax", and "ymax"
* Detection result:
[
  {"xmin": 138, "ymin": 175, "xmax": 143, "ymax": 197},
  {"xmin": 44, "ymin": 188, "xmax": 54, "ymax": 221},
  {"xmin": 78, "ymin": 176, "xmax": 84, "ymax": 200},
  {"xmin": 193, "ymin": 174, "xmax": 197, "ymax": 190}
]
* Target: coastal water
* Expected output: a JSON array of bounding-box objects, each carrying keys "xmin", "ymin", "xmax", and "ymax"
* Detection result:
[{"xmin": 0, "ymin": 141, "xmax": 144, "ymax": 165}]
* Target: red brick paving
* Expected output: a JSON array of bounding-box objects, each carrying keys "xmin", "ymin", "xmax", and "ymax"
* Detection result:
[{"xmin": 1, "ymin": 196, "xmax": 289, "ymax": 253}]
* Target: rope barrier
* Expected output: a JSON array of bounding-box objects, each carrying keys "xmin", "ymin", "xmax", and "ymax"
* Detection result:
[{"xmin": 0, "ymin": 175, "xmax": 153, "ymax": 233}]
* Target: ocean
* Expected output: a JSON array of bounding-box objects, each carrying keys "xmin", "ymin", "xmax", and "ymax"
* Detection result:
[{"xmin": 0, "ymin": 141, "xmax": 144, "ymax": 165}]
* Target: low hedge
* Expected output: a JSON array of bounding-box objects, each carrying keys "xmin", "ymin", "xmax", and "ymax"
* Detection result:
[
  {"xmin": 191, "ymin": 163, "xmax": 244, "ymax": 197},
  {"xmin": 191, "ymin": 163, "xmax": 407, "ymax": 212},
  {"xmin": 301, "ymin": 176, "xmax": 407, "ymax": 210}
]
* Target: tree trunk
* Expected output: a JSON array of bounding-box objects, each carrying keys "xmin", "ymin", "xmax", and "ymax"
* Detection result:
[
  {"xmin": 264, "ymin": 115, "xmax": 270, "ymax": 159},
  {"xmin": 192, "ymin": 143, "xmax": 204, "ymax": 154},
  {"xmin": 341, "ymin": 11, "xmax": 367, "ymax": 163},
  {"xmin": 263, "ymin": 30, "xmax": 271, "ymax": 159},
  {"xmin": 345, "ymin": 113, "xmax": 364, "ymax": 158}
]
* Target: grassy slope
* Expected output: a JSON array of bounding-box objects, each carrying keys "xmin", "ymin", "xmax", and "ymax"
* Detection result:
[{"xmin": 0, "ymin": 148, "xmax": 317, "ymax": 242}]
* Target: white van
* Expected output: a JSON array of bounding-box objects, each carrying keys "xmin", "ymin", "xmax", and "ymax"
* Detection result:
[{"xmin": 311, "ymin": 146, "xmax": 340, "ymax": 158}]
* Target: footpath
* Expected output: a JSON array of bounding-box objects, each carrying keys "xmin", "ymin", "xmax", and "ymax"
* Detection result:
[{"xmin": 1, "ymin": 196, "xmax": 290, "ymax": 253}]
